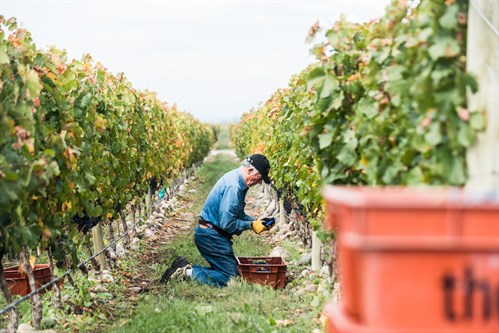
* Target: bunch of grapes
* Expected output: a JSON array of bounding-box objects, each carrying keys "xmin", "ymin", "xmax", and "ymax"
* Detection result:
[
  {"xmin": 283, "ymin": 196, "xmax": 292, "ymax": 214},
  {"xmin": 73, "ymin": 211, "xmax": 101, "ymax": 234},
  {"xmin": 149, "ymin": 176, "xmax": 158, "ymax": 195}
]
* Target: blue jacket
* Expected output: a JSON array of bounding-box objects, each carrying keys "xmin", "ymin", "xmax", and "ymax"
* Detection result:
[{"xmin": 200, "ymin": 168, "xmax": 255, "ymax": 235}]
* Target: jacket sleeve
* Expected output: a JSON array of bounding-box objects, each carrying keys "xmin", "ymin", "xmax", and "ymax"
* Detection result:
[{"xmin": 218, "ymin": 186, "xmax": 253, "ymax": 235}]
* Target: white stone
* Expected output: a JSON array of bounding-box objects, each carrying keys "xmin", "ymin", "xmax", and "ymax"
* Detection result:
[
  {"xmin": 320, "ymin": 265, "xmax": 330, "ymax": 276},
  {"xmin": 101, "ymin": 273, "xmax": 114, "ymax": 283},
  {"xmin": 269, "ymin": 246, "xmax": 290, "ymax": 260},
  {"xmin": 128, "ymin": 286, "xmax": 142, "ymax": 293},
  {"xmin": 17, "ymin": 324, "xmax": 35, "ymax": 333},
  {"xmin": 91, "ymin": 285, "xmax": 109, "ymax": 293},
  {"xmin": 298, "ymin": 253, "xmax": 312, "ymax": 266},
  {"xmin": 115, "ymin": 243, "xmax": 125, "ymax": 256},
  {"xmin": 300, "ymin": 269, "xmax": 310, "ymax": 278},
  {"xmin": 305, "ymin": 284, "xmax": 317, "ymax": 293}
]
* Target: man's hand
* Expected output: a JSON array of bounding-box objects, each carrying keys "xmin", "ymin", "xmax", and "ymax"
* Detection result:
[{"xmin": 251, "ymin": 220, "xmax": 267, "ymax": 234}]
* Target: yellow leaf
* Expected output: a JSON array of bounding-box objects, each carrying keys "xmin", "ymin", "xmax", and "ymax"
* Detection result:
[
  {"xmin": 43, "ymin": 228, "xmax": 51, "ymax": 239},
  {"xmin": 94, "ymin": 115, "xmax": 108, "ymax": 132},
  {"xmin": 62, "ymin": 201, "xmax": 72, "ymax": 211},
  {"xmin": 46, "ymin": 72, "xmax": 57, "ymax": 80},
  {"xmin": 29, "ymin": 255, "xmax": 36, "ymax": 267},
  {"xmin": 18, "ymin": 262, "xmax": 27, "ymax": 274}
]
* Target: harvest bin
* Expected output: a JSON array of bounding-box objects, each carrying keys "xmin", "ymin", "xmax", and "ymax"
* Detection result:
[
  {"xmin": 323, "ymin": 186, "xmax": 499, "ymax": 333},
  {"xmin": 237, "ymin": 256, "xmax": 286, "ymax": 289},
  {"xmin": 5, "ymin": 264, "xmax": 53, "ymax": 296}
]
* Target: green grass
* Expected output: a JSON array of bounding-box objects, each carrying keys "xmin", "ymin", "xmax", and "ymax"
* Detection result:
[
  {"xmin": 1, "ymin": 153, "xmax": 323, "ymax": 332},
  {"xmin": 105, "ymin": 153, "xmax": 321, "ymax": 333}
]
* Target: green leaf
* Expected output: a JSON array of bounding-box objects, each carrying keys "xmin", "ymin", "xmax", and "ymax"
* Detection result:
[
  {"xmin": 406, "ymin": 167, "xmax": 424, "ymax": 185},
  {"xmin": 27, "ymin": 70, "xmax": 41, "ymax": 98},
  {"xmin": 457, "ymin": 124, "xmax": 475, "ymax": 147},
  {"xmin": 85, "ymin": 172, "xmax": 96, "ymax": 185},
  {"xmin": 0, "ymin": 45, "xmax": 9, "ymax": 64},
  {"xmin": 439, "ymin": 4, "xmax": 458, "ymax": 30},
  {"xmin": 462, "ymin": 73, "xmax": 478, "ymax": 94},
  {"xmin": 337, "ymin": 145, "xmax": 356, "ymax": 166},
  {"xmin": 307, "ymin": 67, "xmax": 326, "ymax": 90},
  {"xmin": 343, "ymin": 129, "xmax": 358, "ymax": 150},
  {"xmin": 385, "ymin": 65, "xmax": 404, "ymax": 82},
  {"xmin": 320, "ymin": 75, "xmax": 339, "ymax": 99},
  {"xmin": 424, "ymin": 123, "xmax": 442, "ymax": 146},
  {"xmin": 331, "ymin": 91, "xmax": 344, "ymax": 110},
  {"xmin": 429, "ymin": 37, "xmax": 460, "ymax": 60},
  {"xmin": 448, "ymin": 156, "xmax": 466, "ymax": 185},
  {"xmin": 470, "ymin": 112, "xmax": 485, "ymax": 130},
  {"xmin": 356, "ymin": 98, "xmax": 377, "ymax": 119},
  {"xmin": 318, "ymin": 132, "xmax": 333, "ymax": 149}
]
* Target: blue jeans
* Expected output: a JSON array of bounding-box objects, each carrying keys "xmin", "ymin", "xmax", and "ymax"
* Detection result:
[{"xmin": 192, "ymin": 224, "xmax": 239, "ymax": 287}]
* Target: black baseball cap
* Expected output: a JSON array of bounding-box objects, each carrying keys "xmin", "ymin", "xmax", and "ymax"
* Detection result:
[{"xmin": 246, "ymin": 154, "xmax": 271, "ymax": 184}]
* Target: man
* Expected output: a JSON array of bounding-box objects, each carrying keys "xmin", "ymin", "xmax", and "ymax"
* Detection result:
[{"xmin": 160, "ymin": 153, "xmax": 273, "ymax": 287}]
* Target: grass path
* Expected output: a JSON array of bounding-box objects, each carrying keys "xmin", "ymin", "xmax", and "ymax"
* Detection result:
[{"xmin": 100, "ymin": 152, "xmax": 324, "ymax": 333}]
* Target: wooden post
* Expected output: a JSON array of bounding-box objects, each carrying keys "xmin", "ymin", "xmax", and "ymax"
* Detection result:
[
  {"xmin": 311, "ymin": 230, "xmax": 322, "ymax": 271},
  {"xmin": 0, "ymin": 259, "xmax": 19, "ymax": 333},
  {"xmin": 278, "ymin": 197, "xmax": 285, "ymax": 226},
  {"xmin": 47, "ymin": 248, "xmax": 62, "ymax": 309},
  {"xmin": 120, "ymin": 210, "xmax": 130, "ymax": 244},
  {"xmin": 466, "ymin": 1, "xmax": 499, "ymax": 190},
  {"xmin": 92, "ymin": 222, "xmax": 107, "ymax": 271},
  {"xmin": 146, "ymin": 188, "xmax": 152, "ymax": 215},
  {"xmin": 108, "ymin": 221, "xmax": 116, "ymax": 251},
  {"xmin": 20, "ymin": 247, "xmax": 42, "ymax": 329}
]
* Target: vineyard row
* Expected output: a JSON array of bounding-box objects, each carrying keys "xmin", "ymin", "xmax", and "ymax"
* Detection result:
[{"xmin": 231, "ymin": 0, "xmax": 484, "ymax": 234}]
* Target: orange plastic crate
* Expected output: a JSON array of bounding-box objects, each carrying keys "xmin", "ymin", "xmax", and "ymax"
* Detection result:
[
  {"xmin": 237, "ymin": 256, "xmax": 286, "ymax": 289},
  {"xmin": 5, "ymin": 264, "xmax": 53, "ymax": 296},
  {"xmin": 323, "ymin": 187, "xmax": 499, "ymax": 332}
]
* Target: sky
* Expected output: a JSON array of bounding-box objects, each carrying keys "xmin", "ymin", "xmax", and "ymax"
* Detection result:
[{"xmin": 1, "ymin": 0, "xmax": 391, "ymax": 124}]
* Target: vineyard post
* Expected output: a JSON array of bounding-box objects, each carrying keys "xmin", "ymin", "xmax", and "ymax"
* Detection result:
[
  {"xmin": 278, "ymin": 197, "xmax": 285, "ymax": 226},
  {"xmin": 0, "ymin": 260, "xmax": 19, "ymax": 333},
  {"xmin": 146, "ymin": 188, "xmax": 152, "ymax": 215},
  {"xmin": 465, "ymin": 0, "xmax": 499, "ymax": 190},
  {"xmin": 108, "ymin": 222, "xmax": 116, "ymax": 251},
  {"xmin": 311, "ymin": 231, "xmax": 322, "ymax": 271},
  {"xmin": 92, "ymin": 223, "xmax": 107, "ymax": 271},
  {"xmin": 47, "ymin": 247, "xmax": 62, "ymax": 308},
  {"xmin": 20, "ymin": 248, "xmax": 42, "ymax": 329}
]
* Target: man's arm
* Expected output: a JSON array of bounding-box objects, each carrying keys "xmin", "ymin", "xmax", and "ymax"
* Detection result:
[{"xmin": 218, "ymin": 186, "xmax": 253, "ymax": 235}]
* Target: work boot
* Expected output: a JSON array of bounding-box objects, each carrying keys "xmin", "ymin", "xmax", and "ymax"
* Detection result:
[
  {"xmin": 169, "ymin": 263, "xmax": 192, "ymax": 281},
  {"xmin": 160, "ymin": 256, "xmax": 190, "ymax": 283}
]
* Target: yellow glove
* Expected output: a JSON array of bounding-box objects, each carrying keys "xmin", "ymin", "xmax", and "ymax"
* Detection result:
[{"xmin": 251, "ymin": 219, "xmax": 267, "ymax": 234}]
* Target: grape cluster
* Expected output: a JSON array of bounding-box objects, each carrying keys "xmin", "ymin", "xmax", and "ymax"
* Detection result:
[
  {"xmin": 283, "ymin": 197, "xmax": 292, "ymax": 214},
  {"xmin": 73, "ymin": 211, "xmax": 101, "ymax": 234},
  {"xmin": 149, "ymin": 176, "xmax": 158, "ymax": 195},
  {"xmin": 115, "ymin": 201, "xmax": 122, "ymax": 214}
]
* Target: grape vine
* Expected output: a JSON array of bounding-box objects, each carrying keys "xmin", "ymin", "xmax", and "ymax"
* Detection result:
[{"xmin": 231, "ymin": 0, "xmax": 483, "ymax": 232}]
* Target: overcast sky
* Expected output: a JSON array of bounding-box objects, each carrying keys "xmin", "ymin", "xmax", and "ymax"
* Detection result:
[{"xmin": 1, "ymin": 0, "xmax": 390, "ymax": 123}]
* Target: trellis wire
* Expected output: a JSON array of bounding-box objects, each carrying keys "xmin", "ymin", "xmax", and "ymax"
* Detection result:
[{"xmin": 0, "ymin": 165, "xmax": 197, "ymax": 316}]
